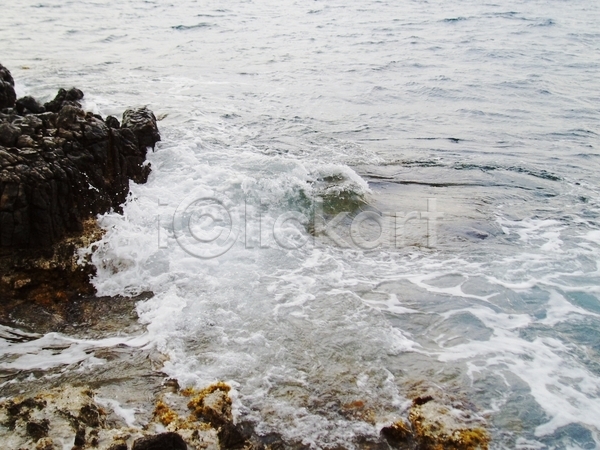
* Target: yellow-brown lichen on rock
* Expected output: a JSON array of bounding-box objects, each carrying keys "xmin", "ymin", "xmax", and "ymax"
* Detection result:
[
  {"xmin": 154, "ymin": 400, "xmax": 179, "ymax": 426},
  {"xmin": 153, "ymin": 381, "xmax": 249, "ymax": 449},
  {"xmin": 380, "ymin": 418, "xmax": 412, "ymax": 445},
  {"xmin": 0, "ymin": 381, "xmax": 239, "ymax": 450},
  {"xmin": 0, "ymin": 385, "xmax": 221, "ymax": 450},
  {"xmin": 407, "ymin": 393, "xmax": 489, "ymax": 450},
  {"xmin": 380, "ymin": 382, "xmax": 490, "ymax": 450},
  {"xmin": 152, "ymin": 396, "xmax": 218, "ymax": 449},
  {"xmin": 186, "ymin": 382, "xmax": 233, "ymax": 427},
  {"xmin": 0, "ymin": 218, "xmax": 104, "ymax": 307},
  {"xmin": 183, "ymin": 381, "xmax": 232, "ymax": 398},
  {"xmin": 181, "ymin": 382, "xmax": 248, "ymax": 449}
]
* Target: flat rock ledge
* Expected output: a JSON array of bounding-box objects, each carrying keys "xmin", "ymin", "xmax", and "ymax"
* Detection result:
[
  {"xmin": 0, "ymin": 382, "xmax": 490, "ymax": 450},
  {"xmin": 0, "ymin": 63, "xmax": 160, "ymax": 304},
  {"xmin": 0, "ymin": 383, "xmax": 249, "ymax": 450}
]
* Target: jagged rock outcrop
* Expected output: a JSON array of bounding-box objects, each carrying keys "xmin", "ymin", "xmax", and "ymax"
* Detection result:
[
  {"xmin": 0, "ymin": 64, "xmax": 160, "ymax": 303},
  {"xmin": 0, "ymin": 64, "xmax": 16, "ymax": 110},
  {"xmin": 0, "ymin": 72, "xmax": 159, "ymax": 248}
]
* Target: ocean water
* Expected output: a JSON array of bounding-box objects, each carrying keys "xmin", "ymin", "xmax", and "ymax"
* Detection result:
[{"xmin": 1, "ymin": 0, "xmax": 600, "ymax": 448}]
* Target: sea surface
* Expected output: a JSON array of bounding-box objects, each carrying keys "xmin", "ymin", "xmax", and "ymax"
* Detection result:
[{"xmin": 1, "ymin": 0, "xmax": 600, "ymax": 448}]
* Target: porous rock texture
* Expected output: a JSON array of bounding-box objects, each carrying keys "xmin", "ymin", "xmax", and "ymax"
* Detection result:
[
  {"xmin": 0, "ymin": 63, "xmax": 160, "ymax": 304},
  {"xmin": 0, "ymin": 386, "xmax": 217, "ymax": 450},
  {"xmin": 381, "ymin": 384, "xmax": 490, "ymax": 450},
  {"xmin": 0, "ymin": 384, "xmax": 248, "ymax": 450}
]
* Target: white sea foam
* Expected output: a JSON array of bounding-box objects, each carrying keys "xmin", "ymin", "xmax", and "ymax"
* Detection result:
[
  {"xmin": 2, "ymin": 0, "xmax": 600, "ymax": 446},
  {"xmin": 436, "ymin": 300, "xmax": 600, "ymax": 437},
  {"xmin": 95, "ymin": 397, "xmax": 139, "ymax": 428},
  {"xmin": 81, "ymin": 183, "xmax": 600, "ymax": 445},
  {"xmin": 0, "ymin": 331, "xmax": 149, "ymax": 371}
]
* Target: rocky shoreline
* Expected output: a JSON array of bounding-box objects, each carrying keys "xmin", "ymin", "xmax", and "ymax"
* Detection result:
[
  {"xmin": 0, "ymin": 64, "xmax": 490, "ymax": 450},
  {"xmin": 0, "ymin": 63, "xmax": 159, "ymax": 309},
  {"xmin": 0, "ymin": 381, "xmax": 489, "ymax": 450}
]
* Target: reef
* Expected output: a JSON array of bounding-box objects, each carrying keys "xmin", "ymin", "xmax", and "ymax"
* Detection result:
[{"xmin": 0, "ymin": 63, "xmax": 160, "ymax": 306}]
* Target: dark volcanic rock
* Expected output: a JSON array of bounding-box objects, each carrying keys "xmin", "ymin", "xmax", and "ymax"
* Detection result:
[
  {"xmin": 0, "ymin": 64, "xmax": 16, "ymax": 110},
  {"xmin": 0, "ymin": 63, "xmax": 160, "ymax": 303},
  {"xmin": 122, "ymin": 107, "xmax": 161, "ymax": 151},
  {"xmin": 43, "ymin": 87, "xmax": 85, "ymax": 113},
  {"xmin": 0, "ymin": 82, "xmax": 16, "ymax": 110},
  {"xmin": 218, "ymin": 422, "xmax": 247, "ymax": 449},
  {"xmin": 74, "ymin": 426, "xmax": 86, "ymax": 446},
  {"xmin": 0, "ymin": 64, "xmax": 14, "ymax": 86},
  {"xmin": 0, "ymin": 64, "xmax": 17, "ymax": 109},
  {"xmin": 26, "ymin": 419, "xmax": 50, "ymax": 440},
  {"xmin": 107, "ymin": 445, "xmax": 128, "ymax": 450},
  {"xmin": 0, "ymin": 92, "xmax": 159, "ymax": 249},
  {"xmin": 132, "ymin": 432, "xmax": 187, "ymax": 450},
  {"xmin": 16, "ymin": 95, "xmax": 46, "ymax": 114},
  {"xmin": 0, "ymin": 122, "xmax": 21, "ymax": 146},
  {"xmin": 106, "ymin": 115, "xmax": 121, "ymax": 129}
]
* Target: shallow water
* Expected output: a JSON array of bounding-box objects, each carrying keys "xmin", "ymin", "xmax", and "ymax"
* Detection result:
[{"xmin": 1, "ymin": 0, "xmax": 600, "ymax": 448}]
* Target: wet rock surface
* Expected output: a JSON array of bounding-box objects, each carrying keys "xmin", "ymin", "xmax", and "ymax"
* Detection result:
[
  {"xmin": 0, "ymin": 364, "xmax": 491, "ymax": 450},
  {"xmin": 0, "ymin": 64, "xmax": 16, "ymax": 110},
  {"xmin": 381, "ymin": 384, "xmax": 490, "ymax": 450},
  {"xmin": 0, "ymin": 386, "xmax": 203, "ymax": 450},
  {"xmin": 0, "ymin": 384, "xmax": 247, "ymax": 450},
  {"xmin": 0, "ymin": 290, "xmax": 149, "ymax": 339},
  {"xmin": 0, "ymin": 218, "xmax": 104, "ymax": 307},
  {"xmin": 0, "ymin": 63, "xmax": 160, "ymax": 305},
  {"xmin": 131, "ymin": 432, "xmax": 187, "ymax": 450}
]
